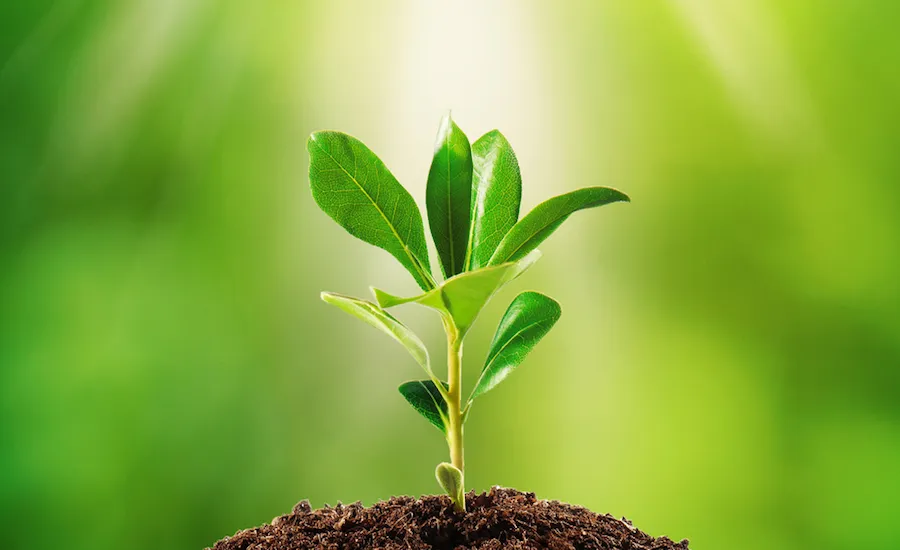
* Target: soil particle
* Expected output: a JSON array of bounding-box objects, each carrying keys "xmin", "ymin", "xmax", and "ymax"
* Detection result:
[{"xmin": 208, "ymin": 487, "xmax": 689, "ymax": 550}]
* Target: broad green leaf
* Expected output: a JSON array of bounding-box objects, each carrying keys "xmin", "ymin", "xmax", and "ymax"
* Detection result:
[
  {"xmin": 320, "ymin": 292, "xmax": 434, "ymax": 378},
  {"xmin": 426, "ymin": 114, "xmax": 473, "ymax": 279},
  {"xmin": 435, "ymin": 462, "xmax": 465, "ymax": 512},
  {"xmin": 465, "ymin": 130, "xmax": 522, "ymax": 271},
  {"xmin": 488, "ymin": 187, "xmax": 630, "ymax": 265},
  {"xmin": 398, "ymin": 380, "xmax": 449, "ymax": 433},
  {"xmin": 371, "ymin": 250, "xmax": 541, "ymax": 335},
  {"xmin": 469, "ymin": 292, "xmax": 561, "ymax": 401},
  {"xmin": 308, "ymin": 132, "xmax": 434, "ymax": 291}
]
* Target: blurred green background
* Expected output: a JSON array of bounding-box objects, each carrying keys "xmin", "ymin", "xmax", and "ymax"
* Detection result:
[{"xmin": 2, "ymin": 2, "xmax": 899, "ymax": 549}]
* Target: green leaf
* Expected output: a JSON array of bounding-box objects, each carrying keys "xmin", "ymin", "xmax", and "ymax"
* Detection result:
[
  {"xmin": 465, "ymin": 130, "xmax": 522, "ymax": 271},
  {"xmin": 470, "ymin": 292, "xmax": 561, "ymax": 401},
  {"xmin": 398, "ymin": 380, "xmax": 449, "ymax": 433},
  {"xmin": 308, "ymin": 131, "xmax": 434, "ymax": 291},
  {"xmin": 426, "ymin": 114, "xmax": 473, "ymax": 279},
  {"xmin": 488, "ymin": 187, "xmax": 630, "ymax": 265},
  {"xmin": 371, "ymin": 250, "xmax": 541, "ymax": 335},
  {"xmin": 320, "ymin": 292, "xmax": 434, "ymax": 379},
  {"xmin": 438, "ymin": 250, "xmax": 540, "ymax": 333},
  {"xmin": 370, "ymin": 286, "xmax": 444, "ymax": 310},
  {"xmin": 435, "ymin": 462, "xmax": 465, "ymax": 512}
]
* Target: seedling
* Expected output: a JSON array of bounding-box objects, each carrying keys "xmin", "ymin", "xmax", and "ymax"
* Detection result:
[{"xmin": 308, "ymin": 115, "xmax": 628, "ymax": 512}]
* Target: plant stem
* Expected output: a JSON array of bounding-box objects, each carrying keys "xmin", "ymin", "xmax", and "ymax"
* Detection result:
[{"xmin": 444, "ymin": 318, "xmax": 466, "ymax": 512}]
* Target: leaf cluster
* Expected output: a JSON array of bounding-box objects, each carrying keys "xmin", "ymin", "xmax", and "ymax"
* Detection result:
[{"xmin": 309, "ymin": 114, "xmax": 628, "ymax": 432}]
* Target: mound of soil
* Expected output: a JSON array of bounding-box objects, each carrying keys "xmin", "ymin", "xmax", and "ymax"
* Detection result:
[{"xmin": 208, "ymin": 487, "xmax": 688, "ymax": 550}]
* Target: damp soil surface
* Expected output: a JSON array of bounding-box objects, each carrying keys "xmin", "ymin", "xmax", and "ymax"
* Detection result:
[{"xmin": 208, "ymin": 487, "xmax": 689, "ymax": 550}]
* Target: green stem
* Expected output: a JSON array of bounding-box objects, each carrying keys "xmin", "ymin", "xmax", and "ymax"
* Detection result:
[{"xmin": 444, "ymin": 318, "xmax": 466, "ymax": 512}]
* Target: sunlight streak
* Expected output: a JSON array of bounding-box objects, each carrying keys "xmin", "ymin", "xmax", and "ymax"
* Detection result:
[{"xmin": 674, "ymin": 2, "xmax": 821, "ymax": 150}]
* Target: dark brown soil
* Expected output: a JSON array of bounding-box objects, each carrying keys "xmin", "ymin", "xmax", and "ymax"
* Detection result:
[{"xmin": 208, "ymin": 487, "xmax": 689, "ymax": 550}]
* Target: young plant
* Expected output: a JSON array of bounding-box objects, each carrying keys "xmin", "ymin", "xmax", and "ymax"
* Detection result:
[{"xmin": 308, "ymin": 115, "xmax": 628, "ymax": 512}]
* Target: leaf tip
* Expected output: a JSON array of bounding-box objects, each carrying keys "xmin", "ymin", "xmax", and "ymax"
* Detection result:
[
  {"xmin": 308, "ymin": 131, "xmax": 332, "ymax": 156},
  {"xmin": 524, "ymin": 291, "xmax": 562, "ymax": 319},
  {"xmin": 370, "ymin": 287, "xmax": 396, "ymax": 308},
  {"xmin": 604, "ymin": 187, "xmax": 631, "ymax": 203},
  {"xmin": 434, "ymin": 112, "xmax": 455, "ymax": 152}
]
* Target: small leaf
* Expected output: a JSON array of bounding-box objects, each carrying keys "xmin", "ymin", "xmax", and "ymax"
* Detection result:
[
  {"xmin": 321, "ymin": 292, "xmax": 434, "ymax": 378},
  {"xmin": 371, "ymin": 250, "xmax": 541, "ymax": 335},
  {"xmin": 398, "ymin": 380, "xmax": 449, "ymax": 433},
  {"xmin": 465, "ymin": 131, "xmax": 522, "ymax": 271},
  {"xmin": 435, "ymin": 462, "xmax": 466, "ymax": 512},
  {"xmin": 470, "ymin": 292, "xmax": 561, "ymax": 401},
  {"xmin": 308, "ymin": 132, "xmax": 434, "ymax": 290},
  {"xmin": 426, "ymin": 114, "xmax": 473, "ymax": 279},
  {"xmin": 438, "ymin": 250, "xmax": 540, "ymax": 333},
  {"xmin": 370, "ymin": 287, "xmax": 414, "ymax": 309},
  {"xmin": 489, "ymin": 187, "xmax": 630, "ymax": 265},
  {"xmin": 370, "ymin": 285, "xmax": 445, "ymax": 311}
]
